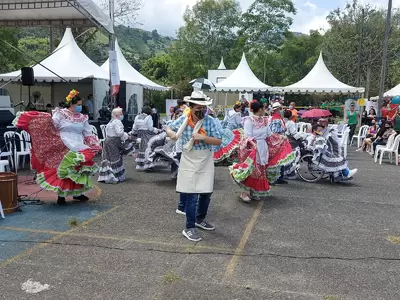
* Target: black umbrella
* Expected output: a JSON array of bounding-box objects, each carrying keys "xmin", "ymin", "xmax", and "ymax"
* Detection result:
[{"xmin": 189, "ymin": 78, "xmax": 215, "ymax": 90}]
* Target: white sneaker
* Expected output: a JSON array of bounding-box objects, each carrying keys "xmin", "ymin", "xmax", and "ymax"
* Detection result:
[
  {"xmin": 347, "ymin": 169, "xmax": 358, "ymax": 178},
  {"xmin": 175, "ymin": 209, "xmax": 186, "ymax": 216}
]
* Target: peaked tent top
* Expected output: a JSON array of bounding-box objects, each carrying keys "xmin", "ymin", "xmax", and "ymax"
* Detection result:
[
  {"xmin": 101, "ymin": 40, "xmax": 168, "ymax": 91},
  {"xmin": 282, "ymin": 52, "xmax": 365, "ymax": 94},
  {"xmin": 218, "ymin": 57, "xmax": 226, "ymax": 70},
  {"xmin": 0, "ymin": 28, "xmax": 109, "ymax": 82},
  {"xmin": 214, "ymin": 53, "xmax": 271, "ymax": 92}
]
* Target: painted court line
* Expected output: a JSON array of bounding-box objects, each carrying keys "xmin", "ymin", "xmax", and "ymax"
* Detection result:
[
  {"xmin": 222, "ymin": 200, "xmax": 263, "ymax": 283},
  {"xmin": 0, "ymin": 226, "xmax": 233, "ymax": 254}
]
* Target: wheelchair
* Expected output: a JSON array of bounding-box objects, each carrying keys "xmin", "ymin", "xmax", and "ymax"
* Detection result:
[{"xmin": 296, "ymin": 147, "xmax": 353, "ymax": 184}]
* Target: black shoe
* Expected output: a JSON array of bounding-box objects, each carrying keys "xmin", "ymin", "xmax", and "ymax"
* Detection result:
[
  {"xmin": 73, "ymin": 195, "xmax": 89, "ymax": 202},
  {"xmin": 57, "ymin": 197, "xmax": 67, "ymax": 206},
  {"xmin": 275, "ymin": 178, "xmax": 288, "ymax": 185}
]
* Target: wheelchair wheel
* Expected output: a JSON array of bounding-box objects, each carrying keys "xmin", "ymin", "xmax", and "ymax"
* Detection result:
[{"xmin": 297, "ymin": 154, "xmax": 325, "ymax": 183}]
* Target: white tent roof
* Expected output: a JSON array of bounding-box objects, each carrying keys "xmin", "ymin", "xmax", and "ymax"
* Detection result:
[
  {"xmin": 282, "ymin": 52, "xmax": 365, "ymax": 94},
  {"xmin": 101, "ymin": 40, "xmax": 168, "ymax": 91},
  {"xmin": 0, "ymin": 28, "xmax": 109, "ymax": 82},
  {"xmin": 218, "ymin": 57, "xmax": 226, "ymax": 70},
  {"xmin": 214, "ymin": 53, "xmax": 271, "ymax": 92},
  {"xmin": 0, "ymin": 0, "xmax": 113, "ymax": 34},
  {"xmin": 383, "ymin": 84, "xmax": 400, "ymax": 97}
]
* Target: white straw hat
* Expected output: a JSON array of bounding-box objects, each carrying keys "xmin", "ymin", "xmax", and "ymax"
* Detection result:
[{"xmin": 183, "ymin": 91, "xmax": 213, "ymax": 106}]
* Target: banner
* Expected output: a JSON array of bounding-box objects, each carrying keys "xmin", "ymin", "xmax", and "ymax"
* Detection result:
[
  {"xmin": 166, "ymin": 99, "xmax": 178, "ymax": 120},
  {"xmin": 109, "ymin": 50, "xmax": 120, "ymax": 96}
]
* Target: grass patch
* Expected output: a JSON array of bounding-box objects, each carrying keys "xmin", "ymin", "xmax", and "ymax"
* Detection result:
[
  {"xmin": 323, "ymin": 296, "xmax": 343, "ymax": 300},
  {"xmin": 68, "ymin": 217, "xmax": 79, "ymax": 227},
  {"xmin": 163, "ymin": 271, "xmax": 181, "ymax": 284},
  {"xmin": 388, "ymin": 236, "xmax": 400, "ymax": 244}
]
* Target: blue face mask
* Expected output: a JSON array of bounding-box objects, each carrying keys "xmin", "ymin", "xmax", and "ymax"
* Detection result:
[
  {"xmin": 75, "ymin": 105, "xmax": 82, "ymax": 113},
  {"xmin": 378, "ymin": 121, "xmax": 382, "ymax": 126},
  {"xmin": 120, "ymin": 115, "xmax": 124, "ymax": 121}
]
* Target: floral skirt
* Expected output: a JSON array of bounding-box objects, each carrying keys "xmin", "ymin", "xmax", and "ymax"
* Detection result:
[
  {"xmin": 13, "ymin": 111, "xmax": 100, "ymax": 197},
  {"xmin": 229, "ymin": 138, "xmax": 270, "ymax": 196},
  {"xmin": 266, "ymin": 134, "xmax": 296, "ymax": 182},
  {"xmin": 213, "ymin": 128, "xmax": 243, "ymax": 163}
]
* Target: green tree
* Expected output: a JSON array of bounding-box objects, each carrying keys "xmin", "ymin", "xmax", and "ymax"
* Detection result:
[
  {"xmin": 0, "ymin": 28, "xmax": 25, "ymax": 73},
  {"xmin": 278, "ymin": 30, "xmax": 323, "ymax": 85},
  {"xmin": 168, "ymin": 0, "xmax": 241, "ymax": 91},
  {"xmin": 140, "ymin": 54, "xmax": 171, "ymax": 85},
  {"xmin": 323, "ymin": 0, "xmax": 400, "ymax": 97},
  {"xmin": 239, "ymin": 0, "xmax": 296, "ymax": 82}
]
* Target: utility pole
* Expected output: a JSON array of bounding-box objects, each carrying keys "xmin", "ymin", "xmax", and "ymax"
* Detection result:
[
  {"xmin": 356, "ymin": 8, "xmax": 364, "ymax": 87},
  {"xmin": 378, "ymin": 0, "xmax": 392, "ymax": 117}
]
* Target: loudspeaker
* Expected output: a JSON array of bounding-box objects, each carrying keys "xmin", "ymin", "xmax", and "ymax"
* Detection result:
[
  {"xmin": 21, "ymin": 67, "xmax": 34, "ymax": 86},
  {"xmin": 116, "ymin": 81, "xmax": 127, "ymax": 111}
]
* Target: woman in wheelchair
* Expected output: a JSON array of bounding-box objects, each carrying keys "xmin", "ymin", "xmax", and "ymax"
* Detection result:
[{"xmin": 307, "ymin": 123, "xmax": 358, "ymax": 181}]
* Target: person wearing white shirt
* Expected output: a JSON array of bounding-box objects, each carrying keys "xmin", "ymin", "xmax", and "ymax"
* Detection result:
[
  {"xmin": 98, "ymin": 107, "xmax": 134, "ymax": 184},
  {"xmin": 131, "ymin": 106, "xmax": 161, "ymax": 170}
]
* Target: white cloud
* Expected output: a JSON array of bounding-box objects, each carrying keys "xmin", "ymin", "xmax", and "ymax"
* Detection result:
[{"xmin": 135, "ymin": 0, "xmax": 333, "ymax": 36}]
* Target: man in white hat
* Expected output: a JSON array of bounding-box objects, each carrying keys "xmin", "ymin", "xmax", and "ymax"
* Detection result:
[{"xmin": 166, "ymin": 91, "xmax": 222, "ymax": 242}]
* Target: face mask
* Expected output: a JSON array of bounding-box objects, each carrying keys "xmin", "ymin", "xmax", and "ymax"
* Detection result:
[
  {"xmin": 289, "ymin": 106, "xmax": 293, "ymax": 109},
  {"xmin": 75, "ymin": 105, "xmax": 82, "ymax": 113},
  {"xmin": 194, "ymin": 109, "xmax": 205, "ymax": 120},
  {"xmin": 378, "ymin": 121, "xmax": 382, "ymax": 126},
  {"xmin": 120, "ymin": 115, "xmax": 124, "ymax": 121}
]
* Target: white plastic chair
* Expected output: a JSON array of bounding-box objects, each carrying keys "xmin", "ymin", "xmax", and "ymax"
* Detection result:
[
  {"xmin": 14, "ymin": 132, "xmax": 31, "ymax": 171},
  {"xmin": 351, "ymin": 125, "xmax": 369, "ymax": 148},
  {"xmin": 0, "ymin": 139, "xmax": 13, "ymax": 170},
  {"xmin": 374, "ymin": 133, "xmax": 399, "ymax": 164},
  {"xmin": 0, "ymin": 160, "xmax": 10, "ymax": 172},
  {"xmin": 3, "ymin": 131, "xmax": 17, "ymax": 170},
  {"xmin": 0, "ymin": 200, "xmax": 4, "ymax": 219},
  {"xmin": 340, "ymin": 128, "xmax": 350, "ymax": 158}
]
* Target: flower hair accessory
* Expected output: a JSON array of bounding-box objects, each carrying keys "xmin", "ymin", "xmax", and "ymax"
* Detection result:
[{"xmin": 65, "ymin": 89, "xmax": 79, "ymax": 104}]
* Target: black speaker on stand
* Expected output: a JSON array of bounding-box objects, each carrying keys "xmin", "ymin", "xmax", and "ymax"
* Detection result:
[
  {"xmin": 116, "ymin": 81, "xmax": 127, "ymax": 112},
  {"xmin": 21, "ymin": 67, "xmax": 36, "ymax": 110}
]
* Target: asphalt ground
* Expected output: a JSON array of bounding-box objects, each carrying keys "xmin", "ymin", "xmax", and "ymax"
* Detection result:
[{"xmin": 1, "ymin": 147, "xmax": 400, "ymax": 299}]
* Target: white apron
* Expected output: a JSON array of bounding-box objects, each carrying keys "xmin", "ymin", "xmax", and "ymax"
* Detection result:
[{"xmin": 176, "ymin": 149, "xmax": 214, "ymax": 194}]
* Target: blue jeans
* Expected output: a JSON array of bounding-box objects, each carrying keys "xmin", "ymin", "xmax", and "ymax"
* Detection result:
[
  {"xmin": 177, "ymin": 193, "xmax": 187, "ymax": 212},
  {"xmin": 182, "ymin": 193, "xmax": 212, "ymax": 229}
]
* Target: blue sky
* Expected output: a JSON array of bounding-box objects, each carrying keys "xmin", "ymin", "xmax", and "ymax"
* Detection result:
[{"xmin": 135, "ymin": 0, "xmax": 395, "ymax": 37}]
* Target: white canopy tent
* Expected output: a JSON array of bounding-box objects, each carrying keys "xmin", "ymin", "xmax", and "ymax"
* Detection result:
[
  {"xmin": 370, "ymin": 84, "xmax": 400, "ymax": 100},
  {"xmin": 0, "ymin": 0, "xmax": 113, "ymax": 34},
  {"xmin": 0, "ymin": 28, "xmax": 109, "ymax": 82},
  {"xmin": 281, "ymin": 52, "xmax": 365, "ymax": 94},
  {"xmin": 217, "ymin": 57, "xmax": 226, "ymax": 70},
  {"xmin": 101, "ymin": 40, "xmax": 168, "ymax": 91},
  {"xmin": 0, "ymin": 28, "xmax": 109, "ymax": 118},
  {"xmin": 214, "ymin": 53, "xmax": 271, "ymax": 92}
]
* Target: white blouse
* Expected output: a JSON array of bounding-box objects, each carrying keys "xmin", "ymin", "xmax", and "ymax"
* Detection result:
[
  {"xmin": 131, "ymin": 114, "xmax": 158, "ymax": 134},
  {"xmin": 106, "ymin": 119, "xmax": 125, "ymax": 138},
  {"xmin": 52, "ymin": 108, "xmax": 92, "ymax": 152}
]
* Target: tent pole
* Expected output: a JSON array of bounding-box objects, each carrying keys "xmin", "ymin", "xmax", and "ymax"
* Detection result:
[
  {"xmin": 378, "ymin": 0, "xmax": 392, "ymax": 117},
  {"xmin": 108, "ymin": 0, "xmax": 115, "ymax": 109}
]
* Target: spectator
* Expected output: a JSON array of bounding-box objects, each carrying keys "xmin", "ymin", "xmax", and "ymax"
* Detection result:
[
  {"xmin": 366, "ymin": 107, "xmax": 377, "ymax": 126},
  {"xmin": 391, "ymin": 105, "xmax": 400, "ymax": 134},
  {"xmin": 345, "ymin": 103, "xmax": 359, "ymax": 145},
  {"xmin": 371, "ymin": 120, "xmax": 396, "ymax": 155},
  {"xmin": 356, "ymin": 119, "xmax": 378, "ymax": 152},
  {"xmin": 288, "ymin": 102, "xmax": 298, "ymax": 122}
]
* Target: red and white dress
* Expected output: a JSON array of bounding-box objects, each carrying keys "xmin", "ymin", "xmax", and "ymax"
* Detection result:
[
  {"xmin": 229, "ymin": 115, "xmax": 272, "ymax": 196},
  {"xmin": 13, "ymin": 108, "xmax": 101, "ymax": 197}
]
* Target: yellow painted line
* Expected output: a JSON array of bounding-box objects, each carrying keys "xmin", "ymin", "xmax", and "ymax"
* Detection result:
[
  {"xmin": 0, "ymin": 226, "xmax": 232, "ymax": 253},
  {"xmin": 388, "ymin": 236, "xmax": 400, "ymax": 245},
  {"xmin": 222, "ymin": 200, "xmax": 263, "ymax": 283}
]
